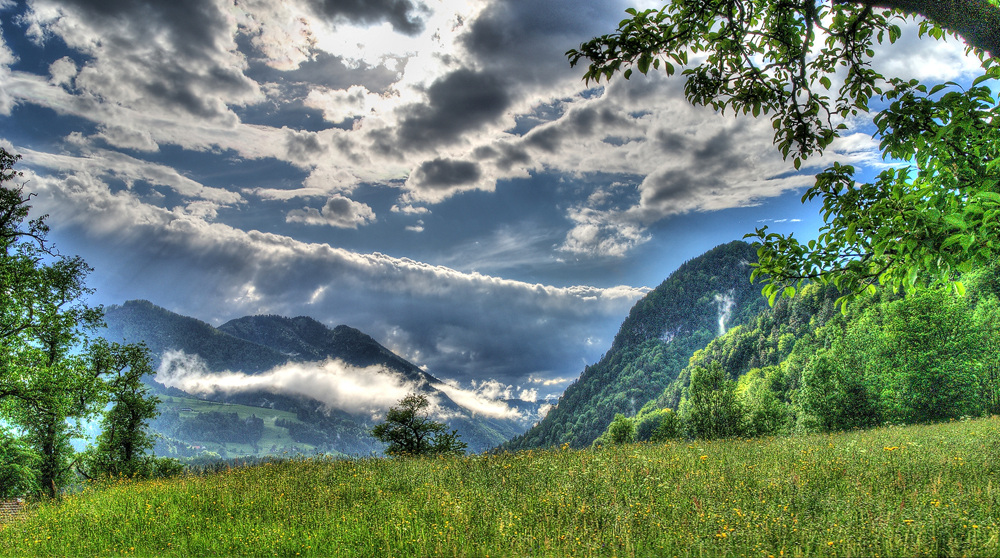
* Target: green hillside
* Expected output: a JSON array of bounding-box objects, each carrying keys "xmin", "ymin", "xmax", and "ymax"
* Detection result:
[
  {"xmin": 149, "ymin": 395, "xmax": 354, "ymax": 461},
  {"xmin": 503, "ymin": 240, "xmax": 767, "ymax": 450},
  {"xmin": 596, "ymin": 263, "xmax": 1000, "ymax": 443}
]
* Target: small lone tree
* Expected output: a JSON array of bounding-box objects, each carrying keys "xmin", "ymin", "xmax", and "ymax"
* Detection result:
[{"xmin": 371, "ymin": 393, "xmax": 467, "ymax": 456}]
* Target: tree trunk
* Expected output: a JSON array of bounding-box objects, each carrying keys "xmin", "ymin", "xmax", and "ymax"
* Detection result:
[{"xmin": 838, "ymin": 0, "xmax": 1000, "ymax": 57}]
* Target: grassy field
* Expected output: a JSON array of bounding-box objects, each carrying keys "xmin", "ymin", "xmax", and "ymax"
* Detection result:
[
  {"xmin": 156, "ymin": 396, "xmax": 320, "ymax": 458},
  {"xmin": 1, "ymin": 417, "xmax": 998, "ymax": 557}
]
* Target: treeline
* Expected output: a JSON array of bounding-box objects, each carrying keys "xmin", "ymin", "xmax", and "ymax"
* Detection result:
[{"xmin": 596, "ymin": 265, "xmax": 1000, "ymax": 445}]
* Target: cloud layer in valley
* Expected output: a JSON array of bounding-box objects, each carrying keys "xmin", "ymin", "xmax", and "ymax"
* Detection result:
[{"xmin": 156, "ymin": 350, "xmax": 549, "ymax": 424}]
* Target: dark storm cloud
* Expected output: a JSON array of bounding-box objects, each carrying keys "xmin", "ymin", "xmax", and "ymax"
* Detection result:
[
  {"xmin": 304, "ymin": 0, "xmax": 429, "ymax": 36},
  {"xmin": 410, "ymin": 158, "xmax": 482, "ymax": 191},
  {"xmin": 396, "ymin": 69, "xmax": 511, "ymax": 150}
]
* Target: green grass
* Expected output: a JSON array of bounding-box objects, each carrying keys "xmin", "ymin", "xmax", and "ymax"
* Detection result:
[
  {"xmin": 2, "ymin": 417, "xmax": 998, "ymax": 557},
  {"xmin": 157, "ymin": 396, "xmax": 320, "ymax": 457}
]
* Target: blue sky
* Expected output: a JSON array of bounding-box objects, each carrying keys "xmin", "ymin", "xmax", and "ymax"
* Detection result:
[{"xmin": 0, "ymin": 0, "xmax": 985, "ymax": 399}]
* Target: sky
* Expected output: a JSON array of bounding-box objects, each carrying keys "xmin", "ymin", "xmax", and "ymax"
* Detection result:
[{"xmin": 0, "ymin": 0, "xmax": 986, "ymax": 400}]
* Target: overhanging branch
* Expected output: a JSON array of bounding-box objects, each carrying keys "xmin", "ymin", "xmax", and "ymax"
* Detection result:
[{"xmin": 834, "ymin": 0, "xmax": 1000, "ymax": 57}]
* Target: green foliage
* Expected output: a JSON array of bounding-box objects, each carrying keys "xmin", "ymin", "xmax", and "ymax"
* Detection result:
[
  {"xmin": 371, "ymin": 394, "xmax": 467, "ymax": 457},
  {"xmin": 604, "ymin": 413, "xmax": 635, "ymax": 445},
  {"xmin": 81, "ymin": 341, "xmax": 173, "ymax": 479},
  {"xmin": 751, "ymin": 81, "xmax": 1000, "ymax": 306},
  {"xmin": 567, "ymin": 2, "xmax": 984, "ymax": 163},
  {"xmin": 678, "ymin": 362, "xmax": 745, "ymax": 439},
  {"xmin": 503, "ymin": 241, "xmax": 766, "ymax": 450},
  {"xmin": 736, "ymin": 367, "xmax": 792, "ymax": 436},
  {"xmin": 0, "ymin": 148, "xmax": 163, "ymax": 496},
  {"xmin": 645, "ymin": 266, "xmax": 999, "ymax": 439},
  {"xmin": 0, "ymin": 429, "xmax": 40, "ymax": 499},
  {"xmin": 4, "ymin": 418, "xmax": 999, "ymax": 557}
]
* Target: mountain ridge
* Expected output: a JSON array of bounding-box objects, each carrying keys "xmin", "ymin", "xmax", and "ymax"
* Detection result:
[
  {"xmin": 101, "ymin": 300, "xmax": 541, "ymax": 455},
  {"xmin": 502, "ymin": 240, "xmax": 767, "ymax": 450}
]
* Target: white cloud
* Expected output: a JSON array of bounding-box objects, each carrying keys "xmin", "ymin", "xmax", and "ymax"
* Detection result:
[
  {"xmin": 20, "ymin": 147, "xmax": 242, "ymax": 205},
  {"xmin": 155, "ymin": 350, "xmax": 421, "ymax": 416},
  {"xmin": 433, "ymin": 380, "xmax": 525, "ymax": 421},
  {"xmin": 156, "ymin": 350, "xmax": 546, "ymax": 424},
  {"xmin": 286, "ymin": 195, "xmax": 376, "ymax": 228},
  {"xmin": 0, "ymin": 20, "xmax": 17, "ymax": 115}
]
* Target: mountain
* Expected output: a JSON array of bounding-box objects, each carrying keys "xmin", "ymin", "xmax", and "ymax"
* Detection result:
[
  {"xmin": 101, "ymin": 301, "xmax": 543, "ymax": 456},
  {"xmin": 102, "ymin": 300, "xmax": 288, "ymax": 374},
  {"xmin": 588, "ymin": 262, "xmax": 1000, "ymax": 444},
  {"xmin": 218, "ymin": 316, "xmax": 430, "ymax": 384},
  {"xmin": 502, "ymin": 240, "xmax": 768, "ymax": 450}
]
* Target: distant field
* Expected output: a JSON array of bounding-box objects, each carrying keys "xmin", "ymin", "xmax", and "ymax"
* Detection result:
[
  {"xmin": 156, "ymin": 395, "xmax": 320, "ymax": 458},
  {"xmin": 2, "ymin": 417, "xmax": 998, "ymax": 557}
]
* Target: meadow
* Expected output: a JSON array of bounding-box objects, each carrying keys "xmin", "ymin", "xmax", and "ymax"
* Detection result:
[{"xmin": 1, "ymin": 417, "xmax": 997, "ymax": 557}]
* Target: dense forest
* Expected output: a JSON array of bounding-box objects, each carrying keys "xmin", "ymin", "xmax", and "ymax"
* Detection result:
[{"xmin": 594, "ymin": 262, "xmax": 1000, "ymax": 445}]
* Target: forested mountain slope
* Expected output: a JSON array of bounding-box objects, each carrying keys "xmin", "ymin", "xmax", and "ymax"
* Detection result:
[
  {"xmin": 502, "ymin": 241, "xmax": 767, "ymax": 450},
  {"xmin": 102, "ymin": 300, "xmax": 288, "ymax": 374},
  {"xmin": 600, "ymin": 263, "xmax": 1000, "ymax": 444}
]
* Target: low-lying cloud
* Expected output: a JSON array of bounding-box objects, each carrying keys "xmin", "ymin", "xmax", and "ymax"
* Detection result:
[
  {"xmin": 155, "ymin": 350, "xmax": 546, "ymax": 423},
  {"xmin": 156, "ymin": 350, "xmax": 419, "ymax": 416}
]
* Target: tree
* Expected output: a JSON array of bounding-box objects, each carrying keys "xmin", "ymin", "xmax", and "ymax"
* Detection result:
[
  {"xmin": 371, "ymin": 394, "xmax": 467, "ymax": 456},
  {"xmin": 0, "ymin": 429, "xmax": 39, "ymax": 499},
  {"xmin": 80, "ymin": 340, "xmax": 174, "ymax": 479},
  {"xmin": 607, "ymin": 413, "xmax": 636, "ymax": 444},
  {"xmin": 679, "ymin": 362, "xmax": 745, "ymax": 439},
  {"xmin": 568, "ymin": 1, "xmax": 1000, "ymax": 304},
  {"xmin": 0, "ymin": 148, "xmax": 167, "ymax": 495}
]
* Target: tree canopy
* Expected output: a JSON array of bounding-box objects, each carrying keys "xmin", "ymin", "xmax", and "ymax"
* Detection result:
[{"xmin": 568, "ymin": 0, "xmax": 1000, "ymax": 305}]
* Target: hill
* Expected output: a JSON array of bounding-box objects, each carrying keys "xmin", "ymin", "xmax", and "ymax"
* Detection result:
[
  {"xmin": 595, "ymin": 262, "xmax": 1000, "ymax": 443},
  {"xmin": 101, "ymin": 301, "xmax": 543, "ymax": 456},
  {"xmin": 502, "ymin": 240, "xmax": 767, "ymax": 450}
]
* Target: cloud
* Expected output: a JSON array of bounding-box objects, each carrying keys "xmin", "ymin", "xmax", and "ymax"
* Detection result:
[
  {"xmin": 303, "ymin": 0, "xmax": 429, "ymax": 36},
  {"xmin": 403, "ymin": 157, "xmax": 487, "ymax": 202},
  {"xmin": 156, "ymin": 350, "xmax": 421, "ymax": 416},
  {"xmin": 23, "ymin": 166, "xmax": 645, "ymax": 388},
  {"xmin": 94, "ymin": 125, "xmax": 160, "ymax": 153},
  {"xmin": 21, "ymin": 146, "xmax": 243, "ymax": 206},
  {"xmin": 0, "ymin": 18, "xmax": 16, "ymax": 115},
  {"xmin": 433, "ymin": 380, "xmax": 526, "ymax": 421},
  {"xmin": 286, "ymin": 195, "xmax": 376, "ymax": 228},
  {"xmin": 25, "ymin": 0, "xmax": 263, "ymax": 122},
  {"xmin": 156, "ymin": 350, "xmax": 543, "ymax": 423},
  {"xmin": 395, "ymin": 68, "xmax": 512, "ymax": 151}
]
